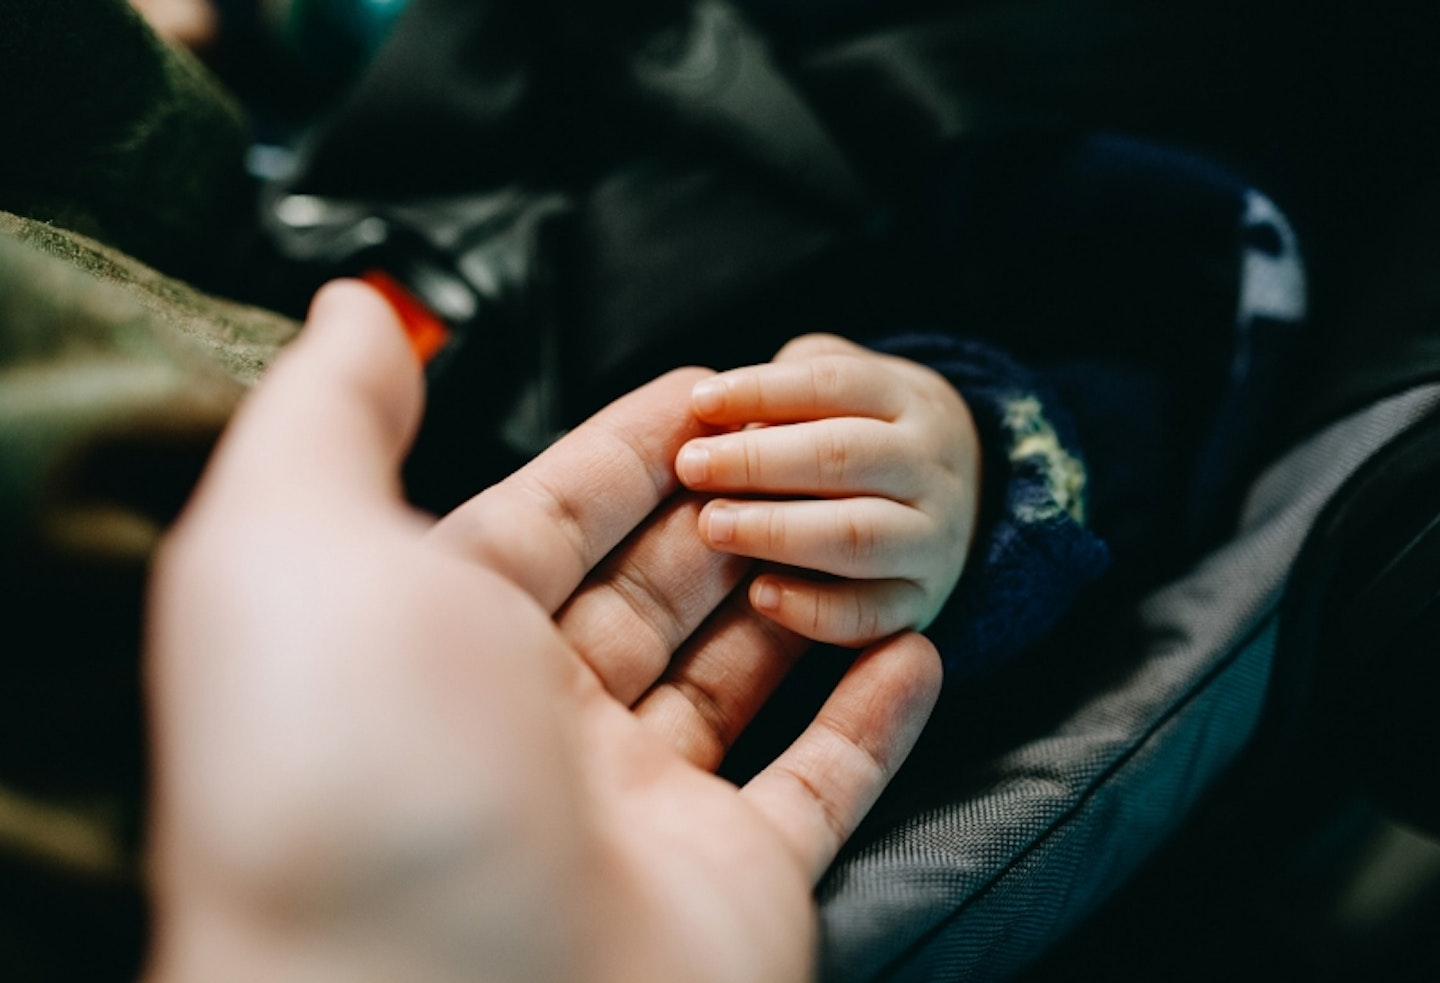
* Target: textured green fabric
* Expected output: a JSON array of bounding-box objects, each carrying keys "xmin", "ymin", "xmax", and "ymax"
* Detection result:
[
  {"xmin": 0, "ymin": 0, "xmax": 252, "ymax": 285},
  {"xmin": 0, "ymin": 211, "xmax": 296, "ymax": 978},
  {"xmin": 0, "ymin": 212, "xmax": 298, "ymax": 978},
  {"xmin": 0, "ymin": 211, "xmax": 297, "ymax": 560},
  {"xmin": 0, "ymin": 5, "xmax": 295, "ymax": 965}
]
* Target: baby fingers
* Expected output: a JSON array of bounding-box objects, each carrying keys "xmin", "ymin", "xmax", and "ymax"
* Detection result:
[
  {"xmin": 747, "ymin": 574, "xmax": 930, "ymax": 647},
  {"xmin": 690, "ymin": 351, "xmax": 904, "ymax": 426},
  {"xmin": 677, "ymin": 418, "xmax": 927, "ymax": 499},
  {"xmin": 698, "ymin": 497, "xmax": 938, "ymax": 579}
]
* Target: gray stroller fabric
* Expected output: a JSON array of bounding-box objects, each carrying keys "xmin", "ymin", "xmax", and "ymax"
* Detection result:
[{"xmin": 817, "ymin": 383, "xmax": 1440, "ymax": 982}]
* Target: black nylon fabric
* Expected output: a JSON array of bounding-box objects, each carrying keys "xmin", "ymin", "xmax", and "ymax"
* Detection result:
[
  {"xmin": 269, "ymin": 0, "xmax": 1260, "ymax": 418},
  {"xmin": 815, "ymin": 383, "xmax": 1440, "ymax": 982}
]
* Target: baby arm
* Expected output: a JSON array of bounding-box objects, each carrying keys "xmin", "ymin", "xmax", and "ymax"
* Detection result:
[{"xmin": 676, "ymin": 333, "xmax": 982, "ymax": 647}]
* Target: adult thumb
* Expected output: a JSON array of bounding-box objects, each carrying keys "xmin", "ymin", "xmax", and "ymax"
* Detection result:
[{"xmin": 200, "ymin": 279, "xmax": 425, "ymax": 509}]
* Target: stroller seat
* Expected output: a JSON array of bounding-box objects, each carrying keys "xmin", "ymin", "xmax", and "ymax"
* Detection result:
[{"xmin": 817, "ymin": 383, "xmax": 1440, "ymax": 981}]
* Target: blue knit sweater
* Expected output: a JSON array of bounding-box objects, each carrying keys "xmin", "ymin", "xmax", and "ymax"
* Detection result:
[{"xmin": 867, "ymin": 132, "xmax": 1307, "ymax": 683}]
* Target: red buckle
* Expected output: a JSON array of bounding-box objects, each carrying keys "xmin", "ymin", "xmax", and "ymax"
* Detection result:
[{"xmin": 361, "ymin": 269, "xmax": 453, "ymax": 365}]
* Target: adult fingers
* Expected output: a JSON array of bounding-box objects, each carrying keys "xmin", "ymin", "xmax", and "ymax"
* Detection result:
[
  {"xmin": 556, "ymin": 494, "xmax": 752, "ymax": 705},
  {"xmin": 193, "ymin": 279, "xmax": 423, "ymax": 513},
  {"xmin": 631, "ymin": 588, "xmax": 812, "ymax": 771},
  {"xmin": 677, "ymin": 418, "xmax": 925, "ymax": 499},
  {"xmin": 747, "ymin": 573, "xmax": 930, "ymax": 647},
  {"xmin": 741, "ymin": 631, "xmax": 942, "ymax": 883},
  {"xmin": 689, "ymin": 349, "xmax": 903, "ymax": 427},
  {"xmin": 697, "ymin": 497, "xmax": 937, "ymax": 579},
  {"xmin": 429, "ymin": 367, "xmax": 713, "ymax": 612}
]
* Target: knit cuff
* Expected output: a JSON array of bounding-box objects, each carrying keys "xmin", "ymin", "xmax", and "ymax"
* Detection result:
[{"xmin": 871, "ymin": 333, "xmax": 1111, "ymax": 682}]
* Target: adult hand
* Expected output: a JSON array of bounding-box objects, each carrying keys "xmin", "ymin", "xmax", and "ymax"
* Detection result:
[{"xmin": 145, "ymin": 282, "xmax": 942, "ymax": 982}]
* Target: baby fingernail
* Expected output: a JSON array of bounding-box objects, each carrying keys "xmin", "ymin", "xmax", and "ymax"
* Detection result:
[
  {"xmin": 707, "ymin": 505, "xmax": 736, "ymax": 544},
  {"xmin": 677, "ymin": 445, "xmax": 710, "ymax": 484},
  {"xmin": 692, "ymin": 379, "xmax": 726, "ymax": 417},
  {"xmin": 752, "ymin": 579, "xmax": 781, "ymax": 610}
]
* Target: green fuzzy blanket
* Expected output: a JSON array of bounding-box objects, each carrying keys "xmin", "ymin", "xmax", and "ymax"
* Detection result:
[
  {"xmin": 0, "ymin": 4, "xmax": 298, "ymax": 975},
  {"xmin": 0, "ymin": 0, "xmax": 251, "ymax": 281}
]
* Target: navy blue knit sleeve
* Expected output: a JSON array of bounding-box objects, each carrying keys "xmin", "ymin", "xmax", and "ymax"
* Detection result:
[{"xmin": 870, "ymin": 332, "xmax": 1111, "ymax": 682}]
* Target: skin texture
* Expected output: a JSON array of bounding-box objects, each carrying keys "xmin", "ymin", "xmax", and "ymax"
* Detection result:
[
  {"xmin": 676, "ymin": 333, "xmax": 982, "ymax": 647},
  {"xmin": 144, "ymin": 281, "xmax": 942, "ymax": 983}
]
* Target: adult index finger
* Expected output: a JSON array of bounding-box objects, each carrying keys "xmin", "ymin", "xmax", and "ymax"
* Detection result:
[{"xmin": 430, "ymin": 367, "xmax": 715, "ymax": 613}]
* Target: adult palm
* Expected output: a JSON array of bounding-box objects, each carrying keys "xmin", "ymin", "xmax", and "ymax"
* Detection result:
[{"xmin": 145, "ymin": 282, "xmax": 941, "ymax": 983}]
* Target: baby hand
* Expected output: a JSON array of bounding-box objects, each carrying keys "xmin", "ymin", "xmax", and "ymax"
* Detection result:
[{"xmin": 676, "ymin": 334, "xmax": 981, "ymax": 647}]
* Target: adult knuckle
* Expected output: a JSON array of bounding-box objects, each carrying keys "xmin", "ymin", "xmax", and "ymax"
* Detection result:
[
  {"xmin": 608, "ymin": 564, "xmax": 686, "ymax": 672},
  {"xmin": 778, "ymin": 760, "xmax": 850, "ymax": 852}
]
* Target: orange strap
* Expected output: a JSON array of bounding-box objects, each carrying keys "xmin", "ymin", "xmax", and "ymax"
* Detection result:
[{"xmin": 361, "ymin": 269, "xmax": 453, "ymax": 364}]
